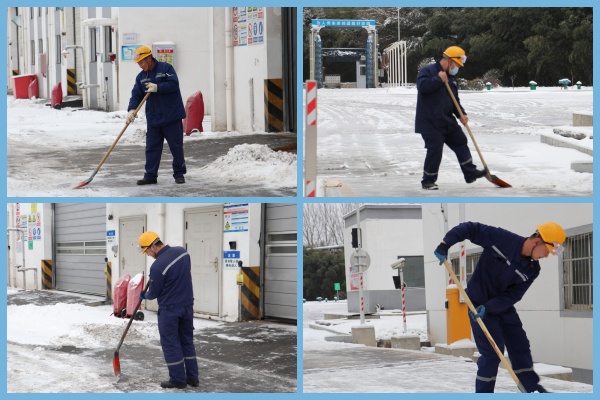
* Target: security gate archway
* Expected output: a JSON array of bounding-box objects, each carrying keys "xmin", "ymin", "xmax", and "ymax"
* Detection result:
[{"xmin": 309, "ymin": 19, "xmax": 378, "ymax": 88}]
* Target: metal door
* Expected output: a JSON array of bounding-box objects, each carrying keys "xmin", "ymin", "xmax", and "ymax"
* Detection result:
[
  {"xmin": 185, "ymin": 207, "xmax": 222, "ymax": 315},
  {"xmin": 118, "ymin": 215, "xmax": 146, "ymax": 280}
]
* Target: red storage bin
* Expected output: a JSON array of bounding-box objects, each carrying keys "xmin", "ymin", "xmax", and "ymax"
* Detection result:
[
  {"xmin": 113, "ymin": 273, "xmax": 131, "ymax": 317},
  {"xmin": 51, "ymin": 82, "xmax": 63, "ymax": 109},
  {"xmin": 126, "ymin": 273, "xmax": 145, "ymax": 318},
  {"xmin": 12, "ymin": 74, "xmax": 36, "ymax": 99},
  {"xmin": 182, "ymin": 90, "xmax": 204, "ymax": 135},
  {"xmin": 28, "ymin": 77, "xmax": 39, "ymax": 99}
]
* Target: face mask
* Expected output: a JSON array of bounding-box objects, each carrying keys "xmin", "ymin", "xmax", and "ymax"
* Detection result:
[{"xmin": 449, "ymin": 66, "xmax": 459, "ymax": 76}]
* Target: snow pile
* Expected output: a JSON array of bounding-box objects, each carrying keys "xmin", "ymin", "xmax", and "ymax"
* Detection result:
[
  {"xmin": 201, "ymin": 143, "xmax": 297, "ymax": 187},
  {"xmin": 7, "ymin": 302, "xmax": 158, "ymax": 349}
]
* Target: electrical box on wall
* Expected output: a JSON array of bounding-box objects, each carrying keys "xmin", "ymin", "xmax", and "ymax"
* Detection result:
[{"xmin": 153, "ymin": 42, "xmax": 176, "ymax": 68}]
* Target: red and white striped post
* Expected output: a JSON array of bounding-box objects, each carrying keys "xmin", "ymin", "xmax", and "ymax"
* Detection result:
[
  {"xmin": 401, "ymin": 278, "xmax": 407, "ymax": 333},
  {"xmin": 305, "ymin": 80, "xmax": 317, "ymax": 197},
  {"xmin": 459, "ymin": 242, "xmax": 467, "ymax": 302}
]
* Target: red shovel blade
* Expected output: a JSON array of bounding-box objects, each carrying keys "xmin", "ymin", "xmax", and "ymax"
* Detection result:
[
  {"xmin": 488, "ymin": 174, "xmax": 512, "ymax": 188},
  {"xmin": 74, "ymin": 179, "xmax": 92, "ymax": 189},
  {"xmin": 112, "ymin": 351, "xmax": 121, "ymax": 377}
]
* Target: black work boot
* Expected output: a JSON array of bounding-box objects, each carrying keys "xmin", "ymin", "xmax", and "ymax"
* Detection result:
[
  {"xmin": 175, "ymin": 177, "xmax": 185, "ymax": 184},
  {"xmin": 422, "ymin": 182, "xmax": 439, "ymax": 190},
  {"xmin": 137, "ymin": 178, "xmax": 158, "ymax": 185},
  {"xmin": 161, "ymin": 380, "xmax": 187, "ymax": 389},
  {"xmin": 187, "ymin": 378, "xmax": 200, "ymax": 387},
  {"xmin": 467, "ymin": 169, "xmax": 488, "ymax": 184}
]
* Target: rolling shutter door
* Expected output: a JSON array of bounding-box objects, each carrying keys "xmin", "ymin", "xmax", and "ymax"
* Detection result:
[
  {"xmin": 263, "ymin": 203, "xmax": 297, "ymax": 321},
  {"xmin": 54, "ymin": 203, "xmax": 106, "ymax": 295}
]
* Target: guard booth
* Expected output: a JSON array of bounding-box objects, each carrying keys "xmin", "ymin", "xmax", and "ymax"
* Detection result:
[{"xmin": 309, "ymin": 19, "xmax": 379, "ymax": 88}]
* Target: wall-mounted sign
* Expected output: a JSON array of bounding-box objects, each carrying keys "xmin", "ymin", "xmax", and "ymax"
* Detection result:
[
  {"xmin": 121, "ymin": 45, "xmax": 139, "ymax": 62},
  {"xmin": 123, "ymin": 33, "xmax": 137, "ymax": 45}
]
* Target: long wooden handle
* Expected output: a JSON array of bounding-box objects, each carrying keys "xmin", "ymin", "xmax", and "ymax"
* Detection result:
[
  {"xmin": 442, "ymin": 259, "xmax": 526, "ymax": 392},
  {"xmin": 443, "ymin": 81, "xmax": 491, "ymax": 176},
  {"xmin": 95, "ymin": 91, "xmax": 152, "ymax": 172}
]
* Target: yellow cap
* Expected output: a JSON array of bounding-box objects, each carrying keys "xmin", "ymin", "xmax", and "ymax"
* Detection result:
[
  {"xmin": 443, "ymin": 46, "xmax": 467, "ymax": 67},
  {"xmin": 138, "ymin": 231, "xmax": 159, "ymax": 253},
  {"xmin": 537, "ymin": 222, "xmax": 566, "ymax": 255},
  {"xmin": 134, "ymin": 45, "xmax": 152, "ymax": 63}
]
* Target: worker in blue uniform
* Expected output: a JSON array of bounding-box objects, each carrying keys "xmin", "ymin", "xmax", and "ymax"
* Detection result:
[
  {"xmin": 434, "ymin": 221, "xmax": 566, "ymax": 393},
  {"xmin": 415, "ymin": 46, "xmax": 486, "ymax": 190},
  {"xmin": 138, "ymin": 231, "xmax": 199, "ymax": 389},
  {"xmin": 127, "ymin": 46, "xmax": 187, "ymax": 185}
]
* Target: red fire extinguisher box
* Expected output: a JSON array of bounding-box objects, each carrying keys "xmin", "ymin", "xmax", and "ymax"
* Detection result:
[
  {"xmin": 12, "ymin": 74, "xmax": 37, "ymax": 99},
  {"xmin": 182, "ymin": 90, "xmax": 204, "ymax": 135},
  {"xmin": 28, "ymin": 76, "xmax": 39, "ymax": 99}
]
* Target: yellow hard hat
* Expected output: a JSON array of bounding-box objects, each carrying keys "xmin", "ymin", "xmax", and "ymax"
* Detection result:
[
  {"xmin": 138, "ymin": 231, "xmax": 159, "ymax": 253},
  {"xmin": 443, "ymin": 46, "xmax": 467, "ymax": 67},
  {"xmin": 537, "ymin": 222, "xmax": 566, "ymax": 255},
  {"xmin": 134, "ymin": 45, "xmax": 152, "ymax": 63}
]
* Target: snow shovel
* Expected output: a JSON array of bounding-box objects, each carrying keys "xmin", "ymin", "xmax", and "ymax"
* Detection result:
[
  {"xmin": 112, "ymin": 277, "xmax": 151, "ymax": 379},
  {"xmin": 74, "ymin": 92, "xmax": 151, "ymax": 189},
  {"xmin": 444, "ymin": 81, "xmax": 512, "ymax": 188},
  {"xmin": 442, "ymin": 259, "xmax": 526, "ymax": 393}
]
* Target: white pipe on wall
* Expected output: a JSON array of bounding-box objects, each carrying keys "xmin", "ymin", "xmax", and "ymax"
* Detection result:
[{"xmin": 225, "ymin": 7, "xmax": 233, "ymax": 132}]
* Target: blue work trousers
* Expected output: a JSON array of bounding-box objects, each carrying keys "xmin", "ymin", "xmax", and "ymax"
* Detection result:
[
  {"xmin": 157, "ymin": 305, "xmax": 199, "ymax": 385},
  {"xmin": 420, "ymin": 126, "xmax": 478, "ymax": 184},
  {"xmin": 144, "ymin": 120, "xmax": 186, "ymax": 180},
  {"xmin": 471, "ymin": 308, "xmax": 542, "ymax": 393}
]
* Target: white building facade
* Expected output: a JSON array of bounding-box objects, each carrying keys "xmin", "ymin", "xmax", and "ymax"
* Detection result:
[
  {"xmin": 342, "ymin": 204, "xmax": 425, "ymax": 313},
  {"xmin": 7, "ymin": 7, "xmax": 296, "ymax": 133},
  {"xmin": 422, "ymin": 203, "xmax": 592, "ymax": 383},
  {"xmin": 6, "ymin": 202, "xmax": 297, "ymax": 322}
]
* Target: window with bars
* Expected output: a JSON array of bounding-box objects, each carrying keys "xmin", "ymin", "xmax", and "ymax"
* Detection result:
[
  {"xmin": 562, "ymin": 232, "xmax": 593, "ymax": 311},
  {"xmin": 56, "ymin": 35, "xmax": 61, "ymax": 64},
  {"xmin": 450, "ymin": 252, "xmax": 480, "ymax": 284},
  {"xmin": 104, "ymin": 26, "xmax": 113, "ymax": 58},
  {"xmin": 90, "ymin": 28, "xmax": 97, "ymax": 62}
]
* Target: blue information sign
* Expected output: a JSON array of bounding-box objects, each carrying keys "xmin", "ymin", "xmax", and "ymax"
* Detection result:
[{"xmin": 312, "ymin": 19, "xmax": 375, "ymax": 27}]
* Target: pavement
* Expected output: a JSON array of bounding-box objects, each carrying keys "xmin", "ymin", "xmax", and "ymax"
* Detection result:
[
  {"xmin": 8, "ymin": 131, "xmax": 297, "ymax": 197},
  {"xmin": 7, "ymin": 289, "xmax": 297, "ymax": 393},
  {"xmin": 303, "ymin": 321, "xmax": 593, "ymax": 393}
]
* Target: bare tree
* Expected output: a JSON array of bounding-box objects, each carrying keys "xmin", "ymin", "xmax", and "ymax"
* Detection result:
[{"xmin": 303, "ymin": 203, "xmax": 357, "ymax": 248}]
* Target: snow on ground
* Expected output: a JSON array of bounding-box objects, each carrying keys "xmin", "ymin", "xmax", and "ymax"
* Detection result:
[
  {"xmin": 200, "ymin": 143, "xmax": 296, "ymax": 188},
  {"xmin": 6, "ymin": 287, "xmax": 224, "ymax": 393},
  {"xmin": 303, "ymin": 300, "xmax": 593, "ymax": 393},
  {"xmin": 312, "ymin": 86, "xmax": 593, "ymax": 196},
  {"xmin": 6, "ymin": 96, "xmax": 296, "ymax": 196}
]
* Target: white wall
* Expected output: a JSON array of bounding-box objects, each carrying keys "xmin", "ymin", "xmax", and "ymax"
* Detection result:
[
  {"xmin": 344, "ymin": 218, "xmax": 423, "ymax": 291},
  {"xmin": 116, "ymin": 8, "xmax": 212, "ymax": 114},
  {"xmin": 6, "ymin": 203, "xmax": 53, "ymax": 290},
  {"xmin": 231, "ymin": 8, "xmax": 282, "ymax": 133},
  {"xmin": 105, "ymin": 203, "xmax": 262, "ymax": 322},
  {"xmin": 422, "ymin": 203, "xmax": 593, "ymax": 371},
  {"xmin": 343, "ymin": 206, "xmax": 423, "ymax": 293}
]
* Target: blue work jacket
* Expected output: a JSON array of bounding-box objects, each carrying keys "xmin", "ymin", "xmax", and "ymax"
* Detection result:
[
  {"xmin": 128, "ymin": 58, "xmax": 186, "ymax": 128},
  {"xmin": 415, "ymin": 60, "xmax": 466, "ymax": 134},
  {"xmin": 442, "ymin": 222, "xmax": 540, "ymax": 315},
  {"xmin": 145, "ymin": 245, "xmax": 194, "ymax": 308}
]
